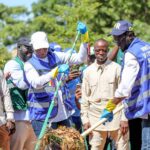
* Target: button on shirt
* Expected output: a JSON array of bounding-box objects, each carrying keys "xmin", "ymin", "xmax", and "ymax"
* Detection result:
[{"xmin": 81, "ymin": 59, "xmax": 127, "ymax": 131}]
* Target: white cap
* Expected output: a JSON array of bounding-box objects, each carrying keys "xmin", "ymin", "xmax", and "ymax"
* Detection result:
[{"xmin": 31, "ymin": 31, "xmax": 49, "ymax": 50}]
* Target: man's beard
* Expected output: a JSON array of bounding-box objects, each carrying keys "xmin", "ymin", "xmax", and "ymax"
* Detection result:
[
  {"xmin": 118, "ymin": 36, "xmax": 134, "ymax": 52},
  {"xmin": 118, "ymin": 38, "xmax": 132, "ymax": 52},
  {"xmin": 119, "ymin": 42, "xmax": 130, "ymax": 52}
]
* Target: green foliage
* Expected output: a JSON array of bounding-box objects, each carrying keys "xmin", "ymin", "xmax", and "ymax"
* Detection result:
[
  {"xmin": 0, "ymin": 46, "xmax": 11, "ymax": 69},
  {"xmin": 0, "ymin": 4, "xmax": 30, "ymax": 45},
  {"xmin": 30, "ymin": 0, "xmax": 150, "ymax": 48},
  {"xmin": 1, "ymin": 0, "xmax": 150, "ymax": 68},
  {"xmin": 30, "ymin": 0, "xmax": 100, "ymax": 49},
  {"xmin": 93, "ymin": 0, "xmax": 150, "ymax": 42},
  {"xmin": 0, "ymin": 4, "xmax": 30, "ymax": 68}
]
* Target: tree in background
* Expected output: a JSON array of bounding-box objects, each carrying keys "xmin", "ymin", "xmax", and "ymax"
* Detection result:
[
  {"xmin": 0, "ymin": 4, "xmax": 30, "ymax": 45},
  {"xmin": 0, "ymin": 46, "xmax": 11, "ymax": 69},
  {"xmin": 30, "ymin": 0, "xmax": 100, "ymax": 49},
  {"xmin": 94, "ymin": 0, "xmax": 150, "ymax": 41},
  {"xmin": 0, "ymin": 3, "xmax": 30, "ymax": 69},
  {"xmin": 1, "ymin": 0, "xmax": 150, "ymax": 68},
  {"xmin": 29, "ymin": 0, "xmax": 150, "ymax": 48}
]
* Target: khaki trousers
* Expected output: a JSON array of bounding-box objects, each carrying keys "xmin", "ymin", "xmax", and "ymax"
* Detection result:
[
  {"xmin": 90, "ymin": 130, "xmax": 129, "ymax": 150},
  {"xmin": 10, "ymin": 121, "xmax": 37, "ymax": 150},
  {"xmin": 0, "ymin": 125, "xmax": 10, "ymax": 150}
]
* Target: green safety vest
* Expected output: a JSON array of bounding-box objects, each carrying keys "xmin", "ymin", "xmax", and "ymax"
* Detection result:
[{"xmin": 7, "ymin": 57, "xmax": 28, "ymax": 111}]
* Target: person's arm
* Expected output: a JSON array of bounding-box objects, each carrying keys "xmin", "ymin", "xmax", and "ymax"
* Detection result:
[
  {"xmin": 113, "ymin": 52, "xmax": 140, "ymax": 104},
  {"xmin": 101, "ymin": 52, "xmax": 140, "ymax": 121},
  {"xmin": 108, "ymin": 45, "xmax": 119, "ymax": 61},
  {"xmin": 54, "ymin": 43, "xmax": 88, "ymax": 65},
  {"xmin": 0, "ymin": 71, "xmax": 15, "ymax": 135},
  {"xmin": 24, "ymin": 62, "xmax": 58, "ymax": 89},
  {"xmin": 0, "ymin": 71, "xmax": 14, "ymax": 121},
  {"xmin": 81, "ymin": 70, "xmax": 91, "ymax": 129},
  {"xmin": 115, "ymin": 65, "xmax": 129, "ymax": 135},
  {"xmin": 4, "ymin": 60, "xmax": 28, "ymax": 89}
]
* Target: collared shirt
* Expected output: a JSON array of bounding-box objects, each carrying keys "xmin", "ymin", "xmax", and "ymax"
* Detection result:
[
  {"xmin": 81, "ymin": 59, "xmax": 127, "ymax": 131},
  {"xmin": 4, "ymin": 59, "xmax": 30, "ymax": 121},
  {"xmin": 0, "ymin": 70, "xmax": 14, "ymax": 125},
  {"xmin": 24, "ymin": 43, "xmax": 87, "ymax": 122}
]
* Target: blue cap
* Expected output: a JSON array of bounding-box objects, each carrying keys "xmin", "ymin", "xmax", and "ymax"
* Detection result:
[
  {"xmin": 49, "ymin": 42, "xmax": 62, "ymax": 52},
  {"xmin": 110, "ymin": 20, "xmax": 133, "ymax": 36}
]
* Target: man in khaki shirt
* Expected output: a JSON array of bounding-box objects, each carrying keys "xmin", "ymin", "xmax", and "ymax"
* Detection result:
[
  {"xmin": 0, "ymin": 70, "xmax": 15, "ymax": 150},
  {"xmin": 81, "ymin": 39, "xmax": 129, "ymax": 150}
]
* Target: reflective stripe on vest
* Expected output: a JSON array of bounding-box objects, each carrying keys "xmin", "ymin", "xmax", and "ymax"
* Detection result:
[
  {"xmin": 27, "ymin": 100, "xmax": 58, "ymax": 109},
  {"xmin": 28, "ymin": 86, "xmax": 55, "ymax": 94},
  {"xmin": 125, "ymin": 90, "xmax": 150, "ymax": 108},
  {"xmin": 27, "ymin": 53, "xmax": 58, "ymax": 120},
  {"xmin": 123, "ymin": 38, "xmax": 150, "ymax": 119},
  {"xmin": 134, "ymin": 73, "xmax": 150, "ymax": 86}
]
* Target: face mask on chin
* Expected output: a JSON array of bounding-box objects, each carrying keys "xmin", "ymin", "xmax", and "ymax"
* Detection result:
[
  {"xmin": 19, "ymin": 51, "xmax": 30, "ymax": 62},
  {"xmin": 18, "ymin": 45, "xmax": 33, "ymax": 62}
]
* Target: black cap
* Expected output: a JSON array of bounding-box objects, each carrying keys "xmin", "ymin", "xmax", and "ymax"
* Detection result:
[{"xmin": 17, "ymin": 37, "xmax": 31, "ymax": 47}]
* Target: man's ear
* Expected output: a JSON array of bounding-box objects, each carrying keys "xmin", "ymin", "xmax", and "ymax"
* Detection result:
[{"xmin": 126, "ymin": 31, "xmax": 135, "ymax": 43}]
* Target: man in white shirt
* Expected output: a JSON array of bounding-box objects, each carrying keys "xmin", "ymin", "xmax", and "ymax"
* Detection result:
[
  {"xmin": 101, "ymin": 20, "xmax": 150, "ymax": 150},
  {"xmin": 24, "ymin": 22, "xmax": 89, "ymax": 137},
  {"xmin": 108, "ymin": 46, "xmax": 142, "ymax": 150},
  {"xmin": 4, "ymin": 37, "xmax": 36, "ymax": 150}
]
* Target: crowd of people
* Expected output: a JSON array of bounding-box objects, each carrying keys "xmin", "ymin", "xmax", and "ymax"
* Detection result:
[{"xmin": 0, "ymin": 20, "xmax": 150, "ymax": 150}]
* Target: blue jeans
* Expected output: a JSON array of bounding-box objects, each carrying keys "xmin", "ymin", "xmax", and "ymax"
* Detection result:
[
  {"xmin": 141, "ymin": 117, "xmax": 150, "ymax": 150},
  {"xmin": 71, "ymin": 116, "xmax": 82, "ymax": 133},
  {"xmin": 31, "ymin": 120, "xmax": 44, "ymax": 137},
  {"xmin": 32, "ymin": 119, "xmax": 71, "ymax": 137}
]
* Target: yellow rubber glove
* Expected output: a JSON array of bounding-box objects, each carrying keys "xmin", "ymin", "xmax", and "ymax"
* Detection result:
[
  {"xmin": 81, "ymin": 31, "xmax": 89, "ymax": 43},
  {"xmin": 105, "ymin": 99, "xmax": 116, "ymax": 112},
  {"xmin": 51, "ymin": 67, "xmax": 59, "ymax": 78}
]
